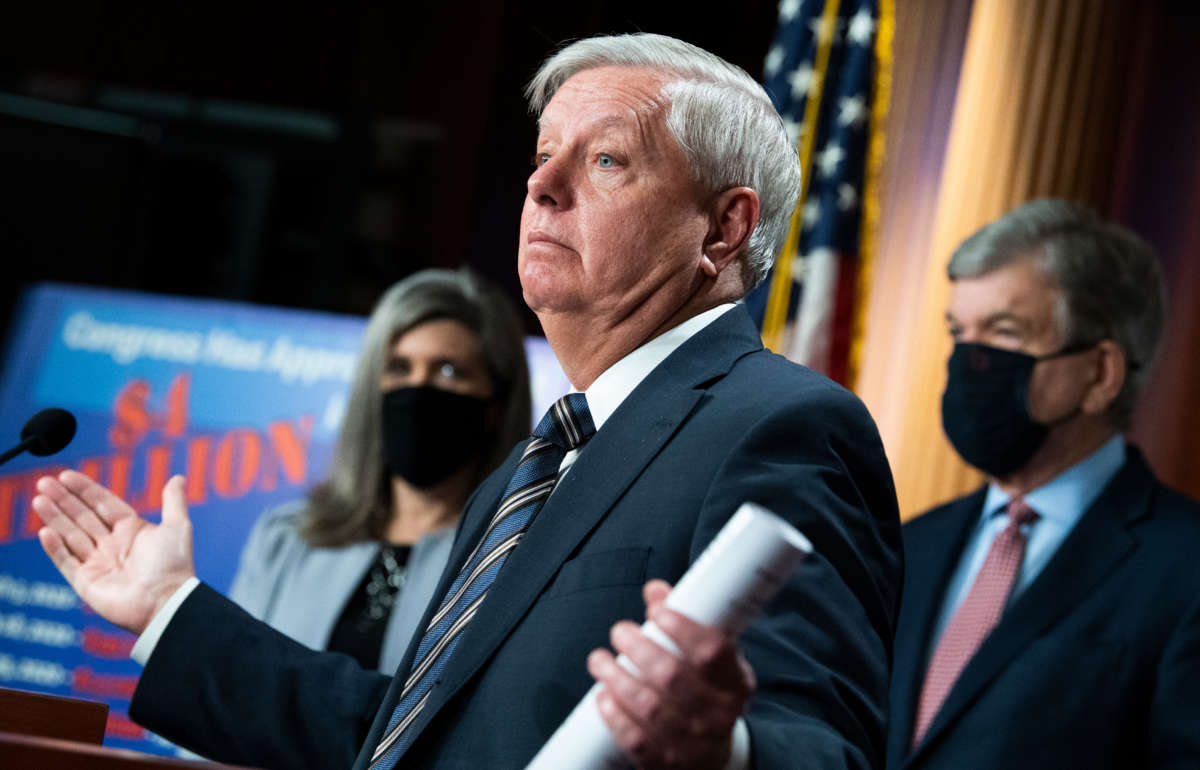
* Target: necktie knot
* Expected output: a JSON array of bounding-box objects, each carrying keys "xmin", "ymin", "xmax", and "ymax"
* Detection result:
[
  {"xmin": 1005, "ymin": 497, "xmax": 1039, "ymax": 530},
  {"xmin": 533, "ymin": 393, "xmax": 596, "ymax": 451}
]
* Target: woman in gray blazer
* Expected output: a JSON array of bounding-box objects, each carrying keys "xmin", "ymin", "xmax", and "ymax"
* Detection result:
[{"xmin": 228, "ymin": 268, "xmax": 531, "ymax": 674}]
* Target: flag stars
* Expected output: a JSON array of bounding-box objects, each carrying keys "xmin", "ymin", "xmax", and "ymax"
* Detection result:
[
  {"xmin": 779, "ymin": 0, "xmax": 803, "ymax": 22},
  {"xmin": 808, "ymin": 15, "xmax": 844, "ymax": 45},
  {"xmin": 802, "ymin": 198, "xmax": 822, "ymax": 228},
  {"xmin": 847, "ymin": 7, "xmax": 877, "ymax": 47},
  {"xmin": 765, "ymin": 44, "xmax": 786, "ymax": 78},
  {"xmin": 837, "ymin": 95, "xmax": 867, "ymax": 128},
  {"xmin": 838, "ymin": 183, "xmax": 858, "ymax": 211},
  {"xmin": 792, "ymin": 252, "xmax": 809, "ymax": 285},
  {"xmin": 816, "ymin": 143, "xmax": 845, "ymax": 178},
  {"xmin": 782, "ymin": 116, "xmax": 804, "ymax": 146},
  {"xmin": 789, "ymin": 62, "xmax": 819, "ymax": 100}
]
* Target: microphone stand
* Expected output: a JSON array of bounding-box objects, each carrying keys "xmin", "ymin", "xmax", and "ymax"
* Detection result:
[{"xmin": 0, "ymin": 435, "xmax": 39, "ymax": 467}]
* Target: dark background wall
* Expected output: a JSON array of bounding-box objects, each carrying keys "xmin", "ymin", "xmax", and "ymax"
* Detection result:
[{"xmin": 0, "ymin": 2, "xmax": 778, "ymax": 340}]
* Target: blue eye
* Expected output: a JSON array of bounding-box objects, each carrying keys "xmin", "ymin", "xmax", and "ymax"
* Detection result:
[
  {"xmin": 597, "ymin": 154, "xmax": 614, "ymax": 168},
  {"xmin": 532, "ymin": 153, "xmax": 551, "ymax": 168}
]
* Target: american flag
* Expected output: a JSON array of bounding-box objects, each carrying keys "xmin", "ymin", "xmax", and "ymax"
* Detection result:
[{"xmin": 746, "ymin": 0, "xmax": 892, "ymax": 387}]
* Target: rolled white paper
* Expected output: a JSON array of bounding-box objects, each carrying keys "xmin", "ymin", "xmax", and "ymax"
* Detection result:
[{"xmin": 524, "ymin": 502, "xmax": 813, "ymax": 770}]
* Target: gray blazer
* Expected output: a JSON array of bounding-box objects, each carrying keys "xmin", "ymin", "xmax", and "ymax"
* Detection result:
[{"xmin": 228, "ymin": 501, "xmax": 456, "ymax": 674}]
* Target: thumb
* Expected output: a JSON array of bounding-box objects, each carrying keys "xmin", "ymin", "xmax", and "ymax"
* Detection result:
[
  {"xmin": 643, "ymin": 579, "xmax": 672, "ymax": 608},
  {"xmin": 161, "ymin": 475, "xmax": 191, "ymax": 528}
]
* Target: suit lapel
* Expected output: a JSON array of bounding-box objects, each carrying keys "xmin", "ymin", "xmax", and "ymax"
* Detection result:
[
  {"xmin": 910, "ymin": 452, "xmax": 1154, "ymax": 760},
  {"xmin": 420, "ymin": 380, "xmax": 704, "ymax": 716},
  {"xmin": 888, "ymin": 491, "xmax": 983, "ymax": 767},
  {"xmin": 351, "ymin": 457, "xmax": 516, "ymax": 770},
  {"xmin": 387, "ymin": 307, "xmax": 763, "ymax": 755}
]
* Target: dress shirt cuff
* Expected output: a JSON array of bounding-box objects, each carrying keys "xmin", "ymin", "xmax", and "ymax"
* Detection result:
[
  {"xmin": 725, "ymin": 717, "xmax": 750, "ymax": 770},
  {"xmin": 130, "ymin": 576, "xmax": 201, "ymax": 665}
]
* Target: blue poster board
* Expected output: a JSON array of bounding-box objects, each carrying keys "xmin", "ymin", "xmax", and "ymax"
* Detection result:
[
  {"xmin": 0, "ymin": 283, "xmax": 365, "ymax": 753},
  {"xmin": 0, "ymin": 283, "xmax": 568, "ymax": 756}
]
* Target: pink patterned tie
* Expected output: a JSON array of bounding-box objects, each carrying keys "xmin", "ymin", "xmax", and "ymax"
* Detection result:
[{"xmin": 910, "ymin": 498, "xmax": 1039, "ymax": 748}]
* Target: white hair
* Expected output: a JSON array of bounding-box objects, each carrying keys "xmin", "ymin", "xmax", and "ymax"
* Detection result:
[{"xmin": 526, "ymin": 33, "xmax": 802, "ymax": 290}]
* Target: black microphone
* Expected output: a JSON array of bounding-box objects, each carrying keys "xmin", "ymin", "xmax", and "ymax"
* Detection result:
[{"xmin": 0, "ymin": 408, "xmax": 77, "ymax": 466}]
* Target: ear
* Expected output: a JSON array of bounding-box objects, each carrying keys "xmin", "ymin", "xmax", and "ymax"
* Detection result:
[
  {"xmin": 1080, "ymin": 340, "xmax": 1127, "ymax": 415},
  {"xmin": 699, "ymin": 187, "xmax": 760, "ymax": 279}
]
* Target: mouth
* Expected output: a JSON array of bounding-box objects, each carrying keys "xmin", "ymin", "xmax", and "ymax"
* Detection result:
[{"xmin": 525, "ymin": 230, "xmax": 571, "ymax": 251}]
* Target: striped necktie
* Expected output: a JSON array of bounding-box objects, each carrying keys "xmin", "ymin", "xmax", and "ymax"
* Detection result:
[
  {"xmin": 370, "ymin": 393, "xmax": 596, "ymax": 768},
  {"xmin": 910, "ymin": 497, "xmax": 1039, "ymax": 748}
]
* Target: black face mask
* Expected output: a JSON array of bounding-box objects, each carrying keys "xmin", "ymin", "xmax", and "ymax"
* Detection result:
[
  {"xmin": 941, "ymin": 341, "xmax": 1089, "ymax": 477},
  {"xmin": 381, "ymin": 386, "xmax": 491, "ymax": 488}
]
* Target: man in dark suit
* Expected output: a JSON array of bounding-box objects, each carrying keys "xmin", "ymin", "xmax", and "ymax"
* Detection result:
[
  {"xmin": 34, "ymin": 33, "xmax": 902, "ymax": 770},
  {"xmin": 887, "ymin": 199, "xmax": 1200, "ymax": 769}
]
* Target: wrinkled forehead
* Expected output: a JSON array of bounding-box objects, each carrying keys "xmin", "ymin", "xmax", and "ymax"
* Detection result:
[
  {"xmin": 537, "ymin": 66, "xmax": 673, "ymax": 130},
  {"xmin": 947, "ymin": 256, "xmax": 1066, "ymax": 328}
]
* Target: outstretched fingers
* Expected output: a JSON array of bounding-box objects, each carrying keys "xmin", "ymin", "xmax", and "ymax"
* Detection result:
[
  {"xmin": 37, "ymin": 525, "xmax": 83, "ymax": 590},
  {"xmin": 58, "ymin": 469, "xmax": 138, "ymax": 526},
  {"xmin": 32, "ymin": 477, "xmax": 103, "ymax": 563}
]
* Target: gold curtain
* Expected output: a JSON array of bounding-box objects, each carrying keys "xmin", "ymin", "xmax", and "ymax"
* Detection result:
[{"xmin": 858, "ymin": 0, "xmax": 1142, "ymax": 519}]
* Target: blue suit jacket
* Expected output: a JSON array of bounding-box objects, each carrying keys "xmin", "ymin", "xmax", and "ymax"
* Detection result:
[
  {"xmin": 132, "ymin": 307, "xmax": 903, "ymax": 769},
  {"xmin": 887, "ymin": 448, "xmax": 1200, "ymax": 769}
]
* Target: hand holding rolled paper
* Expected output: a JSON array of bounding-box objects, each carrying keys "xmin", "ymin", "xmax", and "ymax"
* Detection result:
[
  {"xmin": 588, "ymin": 580, "xmax": 756, "ymax": 770},
  {"xmin": 525, "ymin": 503, "xmax": 813, "ymax": 770}
]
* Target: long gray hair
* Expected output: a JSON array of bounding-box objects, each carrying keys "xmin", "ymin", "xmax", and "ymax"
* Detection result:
[{"xmin": 300, "ymin": 268, "xmax": 531, "ymax": 546}]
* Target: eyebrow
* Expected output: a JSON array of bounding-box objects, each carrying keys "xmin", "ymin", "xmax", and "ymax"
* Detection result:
[
  {"xmin": 387, "ymin": 351, "xmax": 476, "ymax": 368},
  {"xmin": 981, "ymin": 311, "xmax": 1028, "ymax": 327},
  {"xmin": 943, "ymin": 310, "xmax": 1029, "ymax": 328}
]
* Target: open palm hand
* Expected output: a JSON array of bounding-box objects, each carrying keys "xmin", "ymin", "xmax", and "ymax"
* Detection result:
[{"xmin": 34, "ymin": 470, "xmax": 195, "ymax": 635}]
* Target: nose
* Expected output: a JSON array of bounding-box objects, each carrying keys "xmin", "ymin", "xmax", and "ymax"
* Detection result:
[
  {"xmin": 408, "ymin": 363, "xmax": 436, "ymax": 387},
  {"xmin": 526, "ymin": 156, "xmax": 570, "ymax": 209}
]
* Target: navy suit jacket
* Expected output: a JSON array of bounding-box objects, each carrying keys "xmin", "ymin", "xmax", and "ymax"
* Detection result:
[
  {"xmin": 887, "ymin": 448, "xmax": 1200, "ymax": 769},
  {"xmin": 132, "ymin": 307, "xmax": 903, "ymax": 769}
]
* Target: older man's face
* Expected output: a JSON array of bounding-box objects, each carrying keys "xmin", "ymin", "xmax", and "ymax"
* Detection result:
[
  {"xmin": 518, "ymin": 67, "xmax": 710, "ymax": 322},
  {"xmin": 945, "ymin": 256, "xmax": 1098, "ymax": 424}
]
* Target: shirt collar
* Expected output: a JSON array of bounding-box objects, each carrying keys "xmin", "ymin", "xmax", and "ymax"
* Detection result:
[
  {"xmin": 981, "ymin": 434, "xmax": 1127, "ymax": 525},
  {"xmin": 578, "ymin": 303, "xmax": 736, "ymax": 433}
]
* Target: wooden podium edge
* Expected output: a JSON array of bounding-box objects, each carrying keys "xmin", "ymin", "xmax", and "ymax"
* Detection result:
[{"xmin": 0, "ymin": 730, "xmax": 263, "ymax": 769}]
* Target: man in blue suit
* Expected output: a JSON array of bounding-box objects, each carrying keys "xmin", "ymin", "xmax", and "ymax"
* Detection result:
[
  {"xmin": 887, "ymin": 199, "xmax": 1200, "ymax": 769},
  {"xmin": 34, "ymin": 33, "xmax": 902, "ymax": 769}
]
